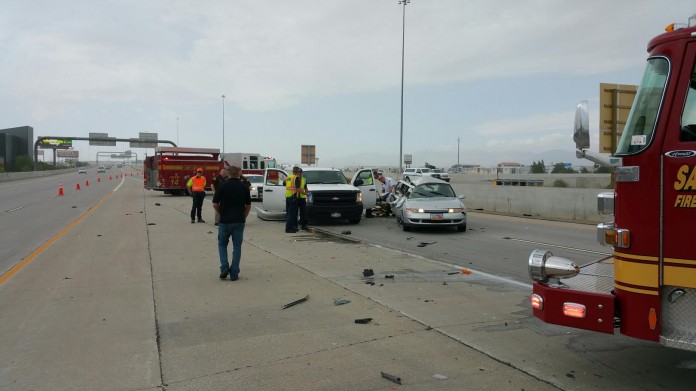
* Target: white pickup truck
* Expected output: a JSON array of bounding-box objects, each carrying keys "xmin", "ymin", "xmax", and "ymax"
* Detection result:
[
  {"xmin": 402, "ymin": 167, "xmax": 450, "ymax": 183},
  {"xmin": 255, "ymin": 167, "xmax": 378, "ymax": 224}
]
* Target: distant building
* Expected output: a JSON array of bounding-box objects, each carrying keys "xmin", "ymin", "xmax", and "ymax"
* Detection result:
[
  {"xmin": 449, "ymin": 164, "xmax": 480, "ymax": 173},
  {"xmin": 0, "ymin": 126, "xmax": 34, "ymax": 170},
  {"xmin": 497, "ymin": 162, "xmax": 527, "ymax": 174}
]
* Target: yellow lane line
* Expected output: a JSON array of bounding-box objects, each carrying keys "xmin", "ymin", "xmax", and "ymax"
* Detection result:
[{"xmin": 0, "ymin": 190, "xmax": 114, "ymax": 286}]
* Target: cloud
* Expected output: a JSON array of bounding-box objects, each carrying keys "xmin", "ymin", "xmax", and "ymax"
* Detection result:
[
  {"xmin": 3, "ymin": 1, "xmax": 690, "ymax": 115},
  {"xmin": 1, "ymin": 0, "xmax": 693, "ymax": 168}
]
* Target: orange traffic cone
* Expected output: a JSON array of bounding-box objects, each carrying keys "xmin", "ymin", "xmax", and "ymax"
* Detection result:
[
  {"xmin": 76, "ymin": 180, "xmax": 81, "ymax": 190},
  {"xmin": 85, "ymin": 179, "xmax": 89, "ymax": 187},
  {"xmin": 58, "ymin": 182, "xmax": 64, "ymax": 196},
  {"xmin": 109, "ymin": 175, "xmax": 112, "ymax": 181},
  {"xmin": 97, "ymin": 176, "xmax": 101, "ymax": 183}
]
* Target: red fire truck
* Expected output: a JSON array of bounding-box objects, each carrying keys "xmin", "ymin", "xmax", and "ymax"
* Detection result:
[
  {"xmin": 221, "ymin": 152, "xmax": 276, "ymax": 175},
  {"xmin": 144, "ymin": 147, "xmax": 223, "ymax": 195},
  {"xmin": 529, "ymin": 14, "xmax": 696, "ymax": 351}
]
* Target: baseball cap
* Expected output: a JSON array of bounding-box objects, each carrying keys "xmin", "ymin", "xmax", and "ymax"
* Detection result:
[{"xmin": 196, "ymin": 167, "xmax": 203, "ymax": 173}]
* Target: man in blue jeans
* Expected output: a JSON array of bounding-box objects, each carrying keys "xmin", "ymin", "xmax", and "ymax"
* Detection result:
[{"xmin": 212, "ymin": 166, "xmax": 251, "ymax": 281}]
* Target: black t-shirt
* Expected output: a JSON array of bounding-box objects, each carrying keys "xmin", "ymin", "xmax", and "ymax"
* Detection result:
[
  {"xmin": 212, "ymin": 178, "xmax": 251, "ymax": 224},
  {"xmin": 212, "ymin": 175, "xmax": 224, "ymax": 190}
]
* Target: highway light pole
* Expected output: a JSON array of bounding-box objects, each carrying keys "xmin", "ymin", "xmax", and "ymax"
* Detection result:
[
  {"xmin": 398, "ymin": 0, "xmax": 409, "ymax": 176},
  {"xmin": 222, "ymin": 95, "xmax": 226, "ymax": 155}
]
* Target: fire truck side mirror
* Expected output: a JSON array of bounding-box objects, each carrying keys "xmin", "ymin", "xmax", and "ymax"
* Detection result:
[{"xmin": 573, "ymin": 100, "xmax": 590, "ymax": 151}]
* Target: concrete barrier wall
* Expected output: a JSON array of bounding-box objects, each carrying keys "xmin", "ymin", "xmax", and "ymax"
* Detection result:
[
  {"xmin": 450, "ymin": 183, "xmax": 606, "ymax": 224},
  {"xmin": 0, "ymin": 168, "xmax": 78, "ymax": 182}
]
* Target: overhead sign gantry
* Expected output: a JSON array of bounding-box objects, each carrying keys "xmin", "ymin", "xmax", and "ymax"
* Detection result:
[{"xmin": 33, "ymin": 135, "xmax": 177, "ymax": 170}]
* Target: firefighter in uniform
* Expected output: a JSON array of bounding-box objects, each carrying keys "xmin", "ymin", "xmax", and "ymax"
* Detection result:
[
  {"xmin": 187, "ymin": 167, "xmax": 207, "ymax": 223},
  {"xmin": 285, "ymin": 166, "xmax": 308, "ymax": 233}
]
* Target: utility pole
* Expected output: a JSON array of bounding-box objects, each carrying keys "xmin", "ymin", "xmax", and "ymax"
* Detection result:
[
  {"xmin": 398, "ymin": 0, "xmax": 410, "ymax": 176},
  {"xmin": 221, "ymin": 95, "xmax": 226, "ymax": 155}
]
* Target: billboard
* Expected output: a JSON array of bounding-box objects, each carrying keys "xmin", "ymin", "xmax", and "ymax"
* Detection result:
[
  {"xmin": 301, "ymin": 145, "xmax": 316, "ymax": 165},
  {"xmin": 599, "ymin": 83, "xmax": 637, "ymax": 154},
  {"xmin": 38, "ymin": 138, "xmax": 72, "ymax": 149},
  {"xmin": 56, "ymin": 149, "xmax": 79, "ymax": 158}
]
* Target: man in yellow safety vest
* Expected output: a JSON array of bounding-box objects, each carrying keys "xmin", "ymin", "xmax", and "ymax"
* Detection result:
[{"xmin": 285, "ymin": 166, "xmax": 308, "ymax": 233}]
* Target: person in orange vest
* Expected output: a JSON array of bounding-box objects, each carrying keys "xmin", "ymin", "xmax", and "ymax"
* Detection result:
[{"xmin": 187, "ymin": 168, "xmax": 207, "ymax": 223}]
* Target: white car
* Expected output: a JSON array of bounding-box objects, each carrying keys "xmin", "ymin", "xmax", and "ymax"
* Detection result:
[
  {"xmin": 245, "ymin": 174, "xmax": 263, "ymax": 200},
  {"xmin": 402, "ymin": 167, "xmax": 450, "ymax": 183},
  {"xmin": 431, "ymin": 168, "xmax": 450, "ymax": 182},
  {"xmin": 78, "ymin": 168, "xmax": 87, "ymax": 174}
]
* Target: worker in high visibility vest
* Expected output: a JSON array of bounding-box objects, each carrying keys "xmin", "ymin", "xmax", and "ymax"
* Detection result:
[
  {"xmin": 187, "ymin": 168, "xmax": 207, "ymax": 223},
  {"xmin": 285, "ymin": 166, "xmax": 308, "ymax": 233},
  {"xmin": 364, "ymin": 170, "xmax": 379, "ymax": 218}
]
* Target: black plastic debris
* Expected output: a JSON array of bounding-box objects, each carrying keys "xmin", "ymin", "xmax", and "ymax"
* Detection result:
[
  {"xmin": 381, "ymin": 371, "xmax": 401, "ymax": 385},
  {"xmin": 355, "ymin": 318, "xmax": 372, "ymax": 324},
  {"xmin": 366, "ymin": 281, "xmax": 376, "ymax": 286},
  {"xmin": 71, "ymin": 206, "xmax": 77, "ymax": 208},
  {"xmin": 447, "ymin": 271, "xmax": 459, "ymax": 275},
  {"xmin": 363, "ymin": 268, "xmax": 374, "ymax": 277},
  {"xmin": 147, "ymin": 223, "xmax": 156, "ymax": 225},
  {"xmin": 417, "ymin": 241, "xmax": 436, "ymax": 247},
  {"xmin": 155, "ymin": 203, "xmax": 161, "ymax": 206},
  {"xmin": 341, "ymin": 230, "xmax": 352, "ymax": 235},
  {"xmin": 281, "ymin": 294, "xmax": 309, "ymax": 310},
  {"xmin": 385, "ymin": 274, "xmax": 395, "ymax": 279}
]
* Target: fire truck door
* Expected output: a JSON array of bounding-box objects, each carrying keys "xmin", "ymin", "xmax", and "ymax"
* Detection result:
[
  {"xmin": 662, "ymin": 43, "xmax": 696, "ymax": 289},
  {"xmin": 259, "ymin": 169, "xmax": 289, "ymax": 219}
]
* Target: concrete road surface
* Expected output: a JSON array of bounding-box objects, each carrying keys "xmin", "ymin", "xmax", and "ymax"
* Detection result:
[{"xmin": 1, "ymin": 178, "xmax": 694, "ymax": 390}]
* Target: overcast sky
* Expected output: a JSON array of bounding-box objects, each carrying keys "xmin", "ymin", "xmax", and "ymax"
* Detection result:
[{"xmin": 1, "ymin": 1, "xmax": 694, "ymax": 168}]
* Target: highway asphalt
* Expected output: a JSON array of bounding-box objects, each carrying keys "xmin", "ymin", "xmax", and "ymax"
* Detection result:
[{"xmin": 1, "ymin": 176, "xmax": 694, "ymax": 390}]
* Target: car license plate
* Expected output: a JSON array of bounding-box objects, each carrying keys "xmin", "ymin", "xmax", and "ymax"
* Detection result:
[
  {"xmin": 331, "ymin": 212, "xmax": 342, "ymax": 218},
  {"xmin": 431, "ymin": 213, "xmax": 443, "ymax": 220}
]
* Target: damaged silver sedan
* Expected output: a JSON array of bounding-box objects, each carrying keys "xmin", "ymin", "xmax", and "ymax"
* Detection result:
[{"xmin": 392, "ymin": 177, "xmax": 467, "ymax": 232}]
